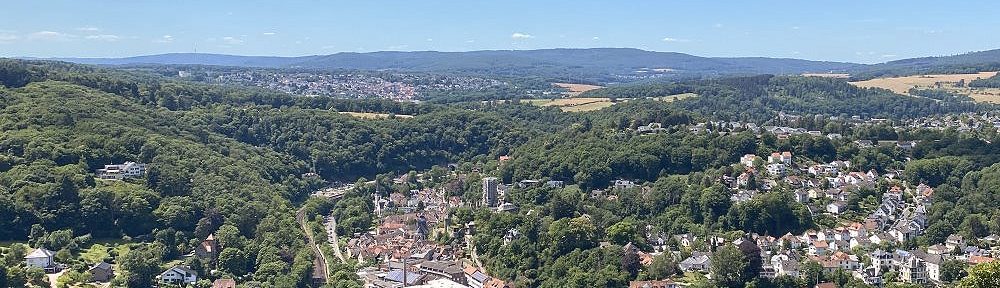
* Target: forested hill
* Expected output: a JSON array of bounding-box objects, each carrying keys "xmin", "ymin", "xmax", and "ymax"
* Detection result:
[
  {"xmin": 41, "ymin": 48, "xmax": 861, "ymax": 83},
  {"xmin": 0, "ymin": 59, "xmax": 577, "ymax": 286},
  {"xmin": 582, "ymin": 75, "xmax": 987, "ymax": 122},
  {"xmin": 0, "ymin": 79, "xmax": 326, "ymax": 285}
]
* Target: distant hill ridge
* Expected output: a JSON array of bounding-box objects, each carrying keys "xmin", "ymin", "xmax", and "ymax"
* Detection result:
[
  {"xmin": 34, "ymin": 48, "xmax": 856, "ymax": 82},
  {"xmin": 30, "ymin": 48, "xmax": 1000, "ymax": 83}
]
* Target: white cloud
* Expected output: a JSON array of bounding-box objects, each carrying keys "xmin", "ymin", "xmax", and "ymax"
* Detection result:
[
  {"xmin": 85, "ymin": 34, "xmax": 120, "ymax": 41},
  {"xmin": 154, "ymin": 35, "xmax": 174, "ymax": 43},
  {"xmin": 426, "ymin": 38, "xmax": 433, "ymax": 42},
  {"xmin": 28, "ymin": 31, "xmax": 75, "ymax": 41},
  {"xmin": 388, "ymin": 44, "xmax": 409, "ymax": 50},
  {"xmin": 0, "ymin": 31, "xmax": 18, "ymax": 43},
  {"xmin": 714, "ymin": 23, "xmax": 724, "ymax": 28},
  {"xmin": 222, "ymin": 36, "xmax": 244, "ymax": 45},
  {"xmin": 465, "ymin": 39, "xmax": 476, "ymax": 43},
  {"xmin": 262, "ymin": 32, "xmax": 277, "ymax": 36},
  {"xmin": 511, "ymin": 32, "xmax": 534, "ymax": 39},
  {"xmin": 662, "ymin": 37, "xmax": 689, "ymax": 43},
  {"xmin": 592, "ymin": 36, "xmax": 600, "ymax": 41},
  {"xmin": 791, "ymin": 26, "xmax": 801, "ymax": 30},
  {"xmin": 881, "ymin": 54, "xmax": 897, "ymax": 58},
  {"xmin": 76, "ymin": 26, "xmax": 100, "ymax": 32}
]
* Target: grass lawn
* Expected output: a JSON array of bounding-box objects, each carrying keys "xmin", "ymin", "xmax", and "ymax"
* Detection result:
[
  {"xmin": 79, "ymin": 243, "xmax": 111, "ymax": 264},
  {"xmin": 678, "ymin": 271, "xmax": 708, "ymax": 284}
]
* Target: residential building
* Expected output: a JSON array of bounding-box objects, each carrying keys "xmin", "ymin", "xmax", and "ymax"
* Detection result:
[
  {"xmin": 614, "ymin": 179, "xmax": 637, "ymax": 190},
  {"xmin": 159, "ymin": 266, "xmax": 198, "ymax": 285},
  {"xmin": 482, "ymin": 177, "xmax": 499, "ymax": 208},
  {"xmin": 768, "ymin": 151, "xmax": 793, "ymax": 165},
  {"xmin": 465, "ymin": 267, "xmax": 490, "ymax": 288},
  {"xmin": 946, "ymin": 234, "xmax": 966, "ymax": 251},
  {"xmin": 419, "ymin": 261, "xmax": 467, "ymax": 285},
  {"xmin": 853, "ymin": 265, "xmax": 883, "ymax": 287},
  {"xmin": 774, "ymin": 259, "xmax": 800, "ymax": 277},
  {"xmin": 913, "ymin": 251, "xmax": 943, "ymax": 282},
  {"xmin": 899, "ymin": 256, "xmax": 927, "ymax": 284},
  {"xmin": 679, "ymin": 252, "xmax": 711, "ymax": 273},
  {"xmin": 96, "ymin": 162, "xmax": 148, "ymax": 180},
  {"xmin": 809, "ymin": 241, "xmax": 828, "ymax": 255},
  {"xmin": 740, "ymin": 154, "xmax": 758, "ymax": 167},
  {"xmin": 767, "ymin": 163, "xmax": 787, "ymax": 177},
  {"xmin": 24, "ymin": 248, "xmax": 55, "ymax": 270},
  {"xmin": 826, "ymin": 201, "xmax": 847, "ymax": 214},
  {"xmin": 88, "ymin": 262, "xmax": 113, "ymax": 282}
]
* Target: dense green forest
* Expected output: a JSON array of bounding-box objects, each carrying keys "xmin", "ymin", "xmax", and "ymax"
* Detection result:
[
  {"xmin": 583, "ymin": 75, "xmax": 988, "ymax": 123},
  {"xmin": 0, "ymin": 80, "xmax": 322, "ymax": 286},
  {"xmin": 969, "ymin": 72, "xmax": 1000, "ymax": 88}
]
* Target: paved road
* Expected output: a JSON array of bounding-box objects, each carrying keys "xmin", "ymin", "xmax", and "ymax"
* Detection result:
[{"xmin": 324, "ymin": 215, "xmax": 347, "ymax": 263}]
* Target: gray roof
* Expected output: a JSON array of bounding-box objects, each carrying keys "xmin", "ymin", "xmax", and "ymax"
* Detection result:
[
  {"xmin": 90, "ymin": 262, "xmax": 112, "ymax": 272},
  {"xmin": 25, "ymin": 248, "xmax": 55, "ymax": 259},
  {"xmin": 385, "ymin": 270, "xmax": 423, "ymax": 285}
]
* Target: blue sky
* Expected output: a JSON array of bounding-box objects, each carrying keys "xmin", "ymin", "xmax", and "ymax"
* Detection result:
[{"xmin": 2, "ymin": 0, "xmax": 999, "ymax": 63}]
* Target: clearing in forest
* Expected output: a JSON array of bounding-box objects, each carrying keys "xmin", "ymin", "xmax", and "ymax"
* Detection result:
[
  {"xmin": 553, "ymin": 82, "xmax": 604, "ymax": 96},
  {"xmin": 525, "ymin": 97, "xmax": 616, "ymax": 112}
]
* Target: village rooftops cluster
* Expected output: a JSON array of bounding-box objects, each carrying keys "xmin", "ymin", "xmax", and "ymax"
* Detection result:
[
  {"xmin": 635, "ymin": 228, "xmax": 999, "ymax": 286},
  {"xmin": 212, "ymin": 70, "xmax": 510, "ymax": 101}
]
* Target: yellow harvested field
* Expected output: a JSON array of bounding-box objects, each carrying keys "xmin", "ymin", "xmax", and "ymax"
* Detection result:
[
  {"xmin": 553, "ymin": 83, "xmax": 604, "ymax": 96},
  {"xmin": 525, "ymin": 97, "xmax": 616, "ymax": 112},
  {"xmin": 849, "ymin": 72, "xmax": 1000, "ymax": 103},
  {"xmin": 965, "ymin": 88, "xmax": 1000, "ymax": 103},
  {"xmin": 338, "ymin": 112, "xmax": 414, "ymax": 119},
  {"xmin": 849, "ymin": 72, "xmax": 998, "ymax": 95},
  {"xmin": 652, "ymin": 93, "xmax": 698, "ymax": 102}
]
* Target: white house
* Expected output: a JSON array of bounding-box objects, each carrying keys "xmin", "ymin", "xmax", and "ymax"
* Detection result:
[
  {"xmin": 24, "ymin": 248, "xmax": 55, "ymax": 269},
  {"xmin": 740, "ymin": 154, "xmax": 758, "ymax": 167},
  {"xmin": 96, "ymin": 162, "xmax": 148, "ymax": 180},
  {"xmin": 766, "ymin": 163, "xmax": 787, "ymax": 176},
  {"xmin": 159, "ymin": 266, "xmax": 197, "ymax": 285},
  {"xmin": 679, "ymin": 252, "xmax": 711, "ymax": 273},
  {"xmin": 826, "ymin": 201, "xmax": 848, "ymax": 214}
]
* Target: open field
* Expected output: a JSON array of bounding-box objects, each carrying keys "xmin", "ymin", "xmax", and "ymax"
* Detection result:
[
  {"xmin": 80, "ymin": 243, "xmax": 111, "ymax": 264},
  {"xmin": 338, "ymin": 112, "xmax": 415, "ymax": 119},
  {"xmin": 553, "ymin": 83, "xmax": 604, "ymax": 96},
  {"xmin": 961, "ymin": 88, "xmax": 1000, "ymax": 103},
  {"xmin": 525, "ymin": 97, "xmax": 616, "ymax": 112},
  {"xmin": 652, "ymin": 93, "xmax": 698, "ymax": 102},
  {"xmin": 849, "ymin": 72, "xmax": 1000, "ymax": 103}
]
